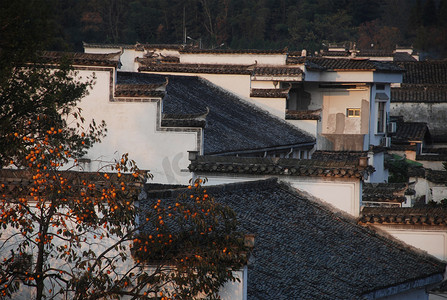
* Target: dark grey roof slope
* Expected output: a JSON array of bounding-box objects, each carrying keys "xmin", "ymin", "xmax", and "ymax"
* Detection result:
[
  {"xmin": 397, "ymin": 61, "xmax": 447, "ymax": 84},
  {"xmin": 391, "ymin": 84, "xmax": 447, "ymax": 103},
  {"xmin": 360, "ymin": 207, "xmax": 447, "ymax": 226},
  {"xmin": 117, "ymin": 72, "xmax": 315, "ymax": 155},
  {"xmin": 140, "ymin": 179, "xmax": 445, "ymax": 299},
  {"xmin": 362, "ymin": 183, "xmax": 407, "ymax": 205},
  {"xmin": 391, "ymin": 61, "xmax": 447, "ymax": 103},
  {"xmin": 304, "ymin": 58, "xmax": 404, "ymax": 72},
  {"xmin": 393, "ymin": 122, "xmax": 428, "ymax": 143}
]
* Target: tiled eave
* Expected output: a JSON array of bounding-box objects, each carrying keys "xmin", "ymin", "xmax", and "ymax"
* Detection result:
[
  {"xmin": 392, "ymin": 122, "xmax": 427, "ymax": 142},
  {"xmin": 286, "ymin": 109, "xmax": 321, "ymax": 120},
  {"xmin": 83, "ymin": 42, "xmax": 135, "ymax": 49},
  {"xmin": 304, "ymin": 58, "xmax": 404, "ymax": 72},
  {"xmin": 138, "ymin": 63, "xmax": 253, "ymax": 74},
  {"xmin": 0, "ymin": 168, "xmax": 144, "ymax": 199},
  {"xmin": 41, "ymin": 51, "xmax": 121, "ymax": 67},
  {"xmin": 161, "ymin": 112, "xmax": 208, "ymax": 128},
  {"xmin": 138, "ymin": 61, "xmax": 304, "ymax": 77},
  {"xmin": 114, "ymin": 83, "xmax": 166, "ymax": 98},
  {"xmin": 362, "ymin": 183, "xmax": 408, "ymax": 204},
  {"xmin": 417, "ymin": 154, "xmax": 447, "ymax": 162},
  {"xmin": 250, "ymin": 88, "xmax": 289, "ymax": 98},
  {"xmin": 390, "ymin": 144, "xmax": 418, "ymax": 151},
  {"xmin": 252, "ymin": 66, "xmax": 303, "ymax": 76},
  {"xmin": 359, "ymin": 207, "xmax": 447, "ymax": 226},
  {"xmin": 140, "ymin": 56, "xmax": 180, "ymax": 64},
  {"xmin": 391, "ymin": 85, "xmax": 447, "ymax": 103},
  {"xmin": 189, "ymin": 155, "xmax": 373, "ymax": 178},
  {"xmin": 397, "ymin": 61, "xmax": 447, "ymax": 84},
  {"xmin": 179, "ymin": 48, "xmax": 287, "ymax": 54},
  {"xmin": 407, "ymin": 167, "xmax": 447, "ymax": 183},
  {"xmin": 311, "ymin": 150, "xmax": 368, "ymax": 163}
]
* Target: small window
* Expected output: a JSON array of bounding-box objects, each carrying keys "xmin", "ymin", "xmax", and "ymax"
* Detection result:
[
  {"xmin": 347, "ymin": 108, "xmax": 361, "ymax": 117},
  {"xmin": 377, "ymin": 102, "xmax": 386, "ymax": 133},
  {"xmin": 376, "ymin": 84, "xmax": 385, "ymax": 90}
]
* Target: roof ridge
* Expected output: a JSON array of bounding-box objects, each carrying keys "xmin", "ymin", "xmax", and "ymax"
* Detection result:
[{"xmin": 141, "ymin": 178, "xmax": 280, "ymax": 200}]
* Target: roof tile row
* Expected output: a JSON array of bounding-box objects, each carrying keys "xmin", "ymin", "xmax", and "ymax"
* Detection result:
[
  {"xmin": 360, "ymin": 207, "xmax": 447, "ymax": 225},
  {"xmin": 189, "ymin": 155, "xmax": 372, "ymax": 179}
]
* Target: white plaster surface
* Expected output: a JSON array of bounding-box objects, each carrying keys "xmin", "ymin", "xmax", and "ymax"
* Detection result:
[
  {"xmin": 197, "ymin": 174, "xmax": 360, "ymax": 216},
  {"xmin": 180, "ymin": 53, "xmax": 286, "ymax": 65},
  {"xmin": 380, "ymin": 229, "xmax": 447, "ymax": 261},
  {"xmin": 73, "ymin": 69, "xmax": 198, "ymax": 184}
]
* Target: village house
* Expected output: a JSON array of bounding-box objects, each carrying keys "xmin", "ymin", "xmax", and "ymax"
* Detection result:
[
  {"xmin": 389, "ymin": 60, "xmax": 447, "ymax": 205},
  {"xmin": 5, "ymin": 45, "xmax": 447, "ymax": 298},
  {"xmin": 66, "ymin": 43, "xmax": 408, "ymax": 218},
  {"xmin": 141, "ymin": 178, "xmax": 446, "ymax": 299}
]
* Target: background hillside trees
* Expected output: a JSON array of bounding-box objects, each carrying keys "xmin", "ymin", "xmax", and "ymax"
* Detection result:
[{"xmin": 43, "ymin": 0, "xmax": 446, "ymax": 58}]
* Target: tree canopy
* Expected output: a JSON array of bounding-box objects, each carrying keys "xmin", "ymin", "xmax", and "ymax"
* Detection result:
[{"xmin": 38, "ymin": 0, "xmax": 447, "ymax": 58}]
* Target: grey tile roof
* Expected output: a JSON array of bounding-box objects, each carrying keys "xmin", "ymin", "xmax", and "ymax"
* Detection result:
[
  {"xmin": 179, "ymin": 48, "xmax": 287, "ymax": 54},
  {"xmin": 137, "ymin": 59, "xmax": 304, "ymax": 77},
  {"xmin": 362, "ymin": 183, "xmax": 407, "ymax": 204},
  {"xmin": 139, "ymin": 179, "xmax": 445, "ymax": 299},
  {"xmin": 114, "ymin": 83, "xmax": 166, "ymax": 98},
  {"xmin": 41, "ymin": 51, "xmax": 121, "ymax": 67},
  {"xmin": 311, "ymin": 150, "xmax": 368, "ymax": 163},
  {"xmin": 391, "ymin": 84, "xmax": 447, "ymax": 103},
  {"xmin": 318, "ymin": 50, "xmax": 416, "ymax": 62},
  {"xmin": 426, "ymin": 169, "xmax": 447, "ymax": 184},
  {"xmin": 304, "ymin": 58, "xmax": 404, "ymax": 72},
  {"xmin": 407, "ymin": 167, "xmax": 447, "ymax": 184},
  {"xmin": 189, "ymin": 155, "xmax": 373, "ymax": 179},
  {"xmin": 137, "ymin": 61, "xmax": 253, "ymax": 74},
  {"xmin": 250, "ymin": 88, "xmax": 289, "ymax": 98},
  {"xmin": 360, "ymin": 207, "xmax": 447, "ymax": 226},
  {"xmin": 397, "ymin": 61, "xmax": 447, "ymax": 84},
  {"xmin": 393, "ymin": 52, "xmax": 418, "ymax": 62},
  {"xmin": 285, "ymin": 109, "xmax": 321, "ymax": 120},
  {"xmin": 116, "ymin": 72, "xmax": 315, "ymax": 155},
  {"xmin": 391, "ymin": 61, "xmax": 447, "ymax": 103},
  {"xmin": 392, "ymin": 122, "xmax": 428, "ymax": 143}
]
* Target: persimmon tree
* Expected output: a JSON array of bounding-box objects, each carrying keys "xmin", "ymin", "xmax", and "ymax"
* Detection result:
[
  {"xmin": 1, "ymin": 1, "xmax": 247, "ymax": 298},
  {"xmin": 132, "ymin": 180, "xmax": 247, "ymax": 299},
  {"xmin": 0, "ymin": 133, "xmax": 247, "ymax": 299},
  {"xmin": 0, "ymin": 64, "xmax": 246, "ymax": 299}
]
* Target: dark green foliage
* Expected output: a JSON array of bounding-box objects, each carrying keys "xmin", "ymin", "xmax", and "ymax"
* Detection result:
[
  {"xmin": 0, "ymin": 0, "xmax": 105, "ymax": 168},
  {"xmin": 427, "ymin": 199, "xmax": 447, "ymax": 207},
  {"xmin": 19, "ymin": 0, "xmax": 440, "ymax": 56},
  {"xmin": 387, "ymin": 157, "xmax": 409, "ymax": 183}
]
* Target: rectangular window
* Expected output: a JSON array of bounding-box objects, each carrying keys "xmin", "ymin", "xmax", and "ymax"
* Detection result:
[
  {"xmin": 377, "ymin": 102, "xmax": 386, "ymax": 133},
  {"xmin": 347, "ymin": 108, "xmax": 361, "ymax": 117}
]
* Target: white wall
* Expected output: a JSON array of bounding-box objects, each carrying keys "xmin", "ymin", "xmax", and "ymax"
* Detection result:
[
  {"xmin": 375, "ymin": 227, "xmax": 447, "ymax": 261},
  {"xmin": 249, "ymin": 97, "xmax": 286, "ymax": 119},
  {"xmin": 73, "ymin": 68, "xmax": 198, "ymax": 184},
  {"xmin": 142, "ymin": 71, "xmax": 251, "ymax": 99},
  {"xmin": 321, "ymin": 88, "xmax": 370, "ymax": 135},
  {"xmin": 218, "ymin": 268, "xmax": 246, "ymax": 300},
  {"xmin": 286, "ymin": 120, "xmax": 318, "ymax": 137},
  {"xmin": 84, "ymin": 46, "xmax": 144, "ymax": 72},
  {"xmin": 180, "ymin": 53, "xmax": 286, "ymax": 65},
  {"xmin": 418, "ymin": 160, "xmax": 446, "ymax": 171},
  {"xmin": 411, "ymin": 176, "xmax": 447, "ymax": 203},
  {"xmin": 195, "ymin": 174, "xmax": 361, "ymax": 217},
  {"xmin": 305, "ymin": 70, "xmax": 374, "ymax": 83}
]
